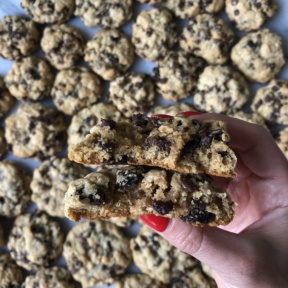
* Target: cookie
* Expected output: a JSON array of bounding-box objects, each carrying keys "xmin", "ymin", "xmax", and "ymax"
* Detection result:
[
  {"xmin": 180, "ymin": 13, "xmax": 234, "ymax": 64},
  {"xmin": 148, "ymin": 103, "xmax": 195, "ymax": 116},
  {"xmin": 31, "ymin": 157, "xmax": 89, "ymax": 218},
  {"xmin": 5, "ymin": 103, "xmax": 67, "ymax": 160},
  {"xmin": 4, "ymin": 56, "xmax": 54, "ymax": 102},
  {"xmin": 75, "ymin": 0, "xmax": 133, "ymax": 28},
  {"xmin": 153, "ymin": 51, "xmax": 205, "ymax": 101},
  {"xmin": 107, "ymin": 217, "xmax": 137, "ymax": 227},
  {"xmin": 63, "ymin": 221, "xmax": 132, "ymax": 287},
  {"xmin": 0, "ymin": 15, "xmax": 40, "ymax": 60},
  {"xmin": 276, "ymin": 127, "xmax": 288, "ymax": 159},
  {"xmin": 194, "ymin": 65, "xmax": 250, "ymax": 114},
  {"xmin": 164, "ymin": 0, "xmax": 224, "ymax": 19},
  {"xmin": 108, "ymin": 72, "xmax": 155, "ymax": 117},
  {"xmin": 0, "ymin": 77, "xmax": 15, "ymax": 118},
  {"xmin": 132, "ymin": 8, "xmax": 177, "ymax": 61},
  {"xmin": 84, "ymin": 29, "xmax": 135, "ymax": 81},
  {"xmin": 21, "ymin": 0, "xmax": 75, "ymax": 24},
  {"xmin": 115, "ymin": 274, "xmax": 164, "ymax": 288},
  {"xmin": 231, "ymin": 29, "xmax": 285, "ymax": 83},
  {"xmin": 51, "ymin": 67, "xmax": 102, "ymax": 115},
  {"xmin": 0, "ymin": 161, "xmax": 31, "ymax": 218},
  {"xmin": 69, "ymin": 114, "xmax": 237, "ymax": 177},
  {"xmin": 252, "ymin": 79, "xmax": 288, "ymax": 124},
  {"xmin": 226, "ymin": 0, "xmax": 278, "ymax": 32},
  {"xmin": 8, "ymin": 211, "xmax": 64, "ymax": 271},
  {"xmin": 0, "ymin": 128, "xmax": 6, "ymax": 158},
  {"xmin": 68, "ymin": 103, "xmax": 124, "ymax": 148},
  {"xmin": 229, "ymin": 110, "xmax": 267, "ymax": 128},
  {"xmin": 130, "ymin": 226, "xmax": 199, "ymax": 284},
  {"xmin": 23, "ymin": 267, "xmax": 80, "ymax": 288},
  {"xmin": 0, "ymin": 253, "xmax": 24, "ymax": 288},
  {"xmin": 41, "ymin": 24, "xmax": 84, "ymax": 70},
  {"xmin": 65, "ymin": 166, "xmax": 235, "ymax": 226}
]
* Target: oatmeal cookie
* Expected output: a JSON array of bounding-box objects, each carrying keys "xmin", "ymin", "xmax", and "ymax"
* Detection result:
[
  {"xmin": 41, "ymin": 24, "xmax": 84, "ymax": 70},
  {"xmin": 5, "ymin": 103, "xmax": 67, "ymax": 160},
  {"xmin": 229, "ymin": 110, "xmax": 267, "ymax": 128},
  {"xmin": 231, "ymin": 29, "xmax": 285, "ymax": 83},
  {"xmin": 7, "ymin": 211, "xmax": 64, "ymax": 271},
  {"xmin": 0, "ymin": 161, "xmax": 31, "ymax": 218},
  {"xmin": 0, "ymin": 128, "xmax": 6, "ymax": 158},
  {"xmin": 148, "ymin": 103, "xmax": 195, "ymax": 116},
  {"xmin": 75, "ymin": 0, "xmax": 133, "ymax": 28},
  {"xmin": 276, "ymin": 127, "xmax": 288, "ymax": 159},
  {"xmin": 132, "ymin": 8, "xmax": 177, "ymax": 61},
  {"xmin": 180, "ymin": 13, "xmax": 234, "ymax": 64},
  {"xmin": 21, "ymin": 0, "xmax": 75, "ymax": 24},
  {"xmin": 194, "ymin": 65, "xmax": 250, "ymax": 114},
  {"xmin": 51, "ymin": 67, "xmax": 102, "ymax": 115},
  {"xmin": 85, "ymin": 29, "xmax": 135, "ymax": 81},
  {"xmin": 0, "ymin": 77, "xmax": 15, "ymax": 118},
  {"xmin": 63, "ymin": 221, "xmax": 132, "ymax": 287},
  {"xmin": 107, "ymin": 217, "xmax": 137, "ymax": 227},
  {"xmin": 0, "ymin": 15, "xmax": 40, "ymax": 60},
  {"xmin": 115, "ymin": 274, "xmax": 164, "ymax": 288},
  {"xmin": 4, "ymin": 56, "xmax": 54, "ymax": 102}
]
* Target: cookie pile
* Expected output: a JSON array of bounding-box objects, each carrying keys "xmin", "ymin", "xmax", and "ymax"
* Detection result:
[{"xmin": 0, "ymin": 0, "xmax": 287, "ymax": 287}]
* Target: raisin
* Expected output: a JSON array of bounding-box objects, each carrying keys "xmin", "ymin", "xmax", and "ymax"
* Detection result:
[
  {"xmin": 152, "ymin": 200, "xmax": 173, "ymax": 215},
  {"xmin": 101, "ymin": 118, "xmax": 116, "ymax": 129},
  {"xmin": 98, "ymin": 140, "xmax": 116, "ymax": 153},
  {"xmin": 179, "ymin": 175, "xmax": 199, "ymax": 193},
  {"xmin": 79, "ymin": 188, "xmax": 106, "ymax": 206},
  {"xmin": 145, "ymin": 135, "xmax": 171, "ymax": 153},
  {"xmin": 131, "ymin": 114, "xmax": 149, "ymax": 128},
  {"xmin": 180, "ymin": 208, "xmax": 215, "ymax": 224},
  {"xmin": 116, "ymin": 170, "xmax": 143, "ymax": 190}
]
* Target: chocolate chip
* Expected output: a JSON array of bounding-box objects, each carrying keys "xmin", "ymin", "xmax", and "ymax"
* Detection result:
[
  {"xmin": 152, "ymin": 200, "xmax": 173, "ymax": 215},
  {"xmin": 101, "ymin": 118, "xmax": 116, "ymax": 129},
  {"xmin": 145, "ymin": 135, "xmax": 171, "ymax": 153},
  {"xmin": 117, "ymin": 170, "xmax": 144, "ymax": 190},
  {"xmin": 180, "ymin": 208, "xmax": 215, "ymax": 224},
  {"xmin": 131, "ymin": 114, "xmax": 149, "ymax": 128},
  {"xmin": 180, "ymin": 174, "xmax": 199, "ymax": 193}
]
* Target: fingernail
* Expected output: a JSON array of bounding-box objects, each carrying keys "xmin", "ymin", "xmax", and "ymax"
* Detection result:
[
  {"xmin": 176, "ymin": 111, "xmax": 202, "ymax": 117},
  {"xmin": 140, "ymin": 214, "xmax": 170, "ymax": 232},
  {"xmin": 150, "ymin": 114, "xmax": 174, "ymax": 119}
]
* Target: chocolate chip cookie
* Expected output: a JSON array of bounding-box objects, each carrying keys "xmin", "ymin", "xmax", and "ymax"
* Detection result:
[
  {"xmin": 75, "ymin": 0, "xmax": 133, "ymax": 28},
  {"xmin": 4, "ymin": 56, "xmax": 54, "ymax": 102},
  {"xmin": 85, "ymin": 29, "xmax": 135, "ymax": 81},
  {"xmin": 21, "ymin": 0, "xmax": 75, "ymax": 24},
  {"xmin": 108, "ymin": 72, "xmax": 155, "ymax": 117},
  {"xmin": 153, "ymin": 51, "xmax": 205, "ymax": 101},
  {"xmin": 8, "ymin": 211, "xmax": 64, "ymax": 271},
  {"xmin": 194, "ymin": 65, "xmax": 250, "ymax": 114},
  {"xmin": 226, "ymin": 0, "xmax": 278, "ymax": 32},
  {"xmin": 180, "ymin": 13, "xmax": 234, "ymax": 64},
  {"xmin": 69, "ymin": 114, "xmax": 237, "ymax": 177},
  {"xmin": 0, "ymin": 161, "xmax": 31, "ymax": 218},
  {"xmin": 115, "ymin": 274, "xmax": 164, "ymax": 288},
  {"xmin": 231, "ymin": 29, "xmax": 285, "ymax": 83},
  {"xmin": 276, "ymin": 127, "xmax": 288, "ymax": 159},
  {"xmin": 51, "ymin": 67, "xmax": 102, "ymax": 115},
  {"xmin": 252, "ymin": 79, "xmax": 288, "ymax": 124},
  {"xmin": 41, "ymin": 24, "xmax": 84, "ymax": 70},
  {"xmin": 0, "ymin": 15, "xmax": 40, "ymax": 60},
  {"xmin": 0, "ymin": 77, "xmax": 15, "ymax": 118},
  {"xmin": 148, "ymin": 103, "xmax": 195, "ymax": 116},
  {"xmin": 63, "ymin": 221, "xmax": 132, "ymax": 287},
  {"xmin": 132, "ymin": 8, "xmax": 177, "ymax": 61},
  {"xmin": 5, "ymin": 103, "xmax": 67, "ymax": 160},
  {"xmin": 0, "ymin": 128, "xmax": 6, "ymax": 158}
]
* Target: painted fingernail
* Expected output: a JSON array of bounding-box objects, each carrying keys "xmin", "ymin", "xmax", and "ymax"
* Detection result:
[
  {"xmin": 140, "ymin": 214, "xmax": 170, "ymax": 232},
  {"xmin": 150, "ymin": 114, "xmax": 174, "ymax": 119},
  {"xmin": 176, "ymin": 111, "xmax": 202, "ymax": 117}
]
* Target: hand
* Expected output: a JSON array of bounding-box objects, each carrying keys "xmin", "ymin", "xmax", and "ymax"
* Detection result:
[{"xmin": 141, "ymin": 112, "xmax": 288, "ymax": 288}]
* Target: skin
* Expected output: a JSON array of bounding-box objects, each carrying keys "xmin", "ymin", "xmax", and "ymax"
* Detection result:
[{"xmin": 151, "ymin": 113, "xmax": 288, "ymax": 288}]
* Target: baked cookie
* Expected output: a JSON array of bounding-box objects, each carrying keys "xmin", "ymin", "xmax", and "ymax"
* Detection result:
[
  {"xmin": 153, "ymin": 51, "xmax": 205, "ymax": 101},
  {"xmin": 194, "ymin": 65, "xmax": 250, "ymax": 114},
  {"xmin": 68, "ymin": 103, "xmax": 124, "ymax": 148},
  {"xmin": 164, "ymin": 0, "xmax": 224, "ymax": 19},
  {"xmin": 41, "ymin": 24, "xmax": 84, "ymax": 70},
  {"xmin": 115, "ymin": 274, "xmax": 164, "ymax": 288},
  {"xmin": 276, "ymin": 127, "xmax": 288, "ymax": 159},
  {"xmin": 0, "ymin": 15, "xmax": 40, "ymax": 60},
  {"xmin": 180, "ymin": 13, "xmax": 234, "ymax": 64},
  {"xmin": 108, "ymin": 72, "xmax": 155, "ymax": 117},
  {"xmin": 229, "ymin": 110, "xmax": 267, "ymax": 128},
  {"xmin": 0, "ymin": 161, "xmax": 31, "ymax": 218},
  {"xmin": 132, "ymin": 8, "xmax": 177, "ymax": 61},
  {"xmin": 8, "ymin": 211, "xmax": 64, "ymax": 271},
  {"xmin": 23, "ymin": 267, "xmax": 80, "ymax": 288},
  {"xmin": 5, "ymin": 56, "xmax": 54, "ymax": 102},
  {"xmin": 75, "ymin": 0, "xmax": 133, "ymax": 28},
  {"xmin": 226, "ymin": 0, "xmax": 278, "ymax": 32},
  {"xmin": 21, "ymin": 0, "xmax": 75, "ymax": 24},
  {"xmin": 252, "ymin": 79, "xmax": 288, "ymax": 124},
  {"xmin": 63, "ymin": 221, "xmax": 132, "ymax": 287},
  {"xmin": 5, "ymin": 103, "xmax": 67, "ymax": 160},
  {"xmin": 0, "ymin": 77, "xmax": 15, "ymax": 118},
  {"xmin": 148, "ymin": 103, "xmax": 195, "ymax": 116},
  {"xmin": 69, "ymin": 114, "xmax": 237, "ymax": 177},
  {"xmin": 130, "ymin": 226, "xmax": 199, "ymax": 284},
  {"xmin": 231, "ymin": 29, "xmax": 285, "ymax": 83},
  {"xmin": 85, "ymin": 29, "xmax": 135, "ymax": 81},
  {"xmin": 0, "ymin": 253, "xmax": 24, "ymax": 288},
  {"xmin": 0, "ymin": 128, "xmax": 6, "ymax": 158},
  {"xmin": 51, "ymin": 67, "xmax": 102, "ymax": 115},
  {"xmin": 65, "ymin": 166, "xmax": 235, "ymax": 226}
]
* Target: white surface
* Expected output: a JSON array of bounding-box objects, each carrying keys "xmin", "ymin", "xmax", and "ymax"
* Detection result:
[{"xmin": 0, "ymin": 0, "xmax": 288, "ymax": 286}]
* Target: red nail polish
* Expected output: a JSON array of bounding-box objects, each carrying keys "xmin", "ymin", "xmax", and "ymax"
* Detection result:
[
  {"xmin": 176, "ymin": 111, "xmax": 202, "ymax": 117},
  {"xmin": 140, "ymin": 214, "xmax": 170, "ymax": 232},
  {"xmin": 150, "ymin": 114, "xmax": 174, "ymax": 119}
]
